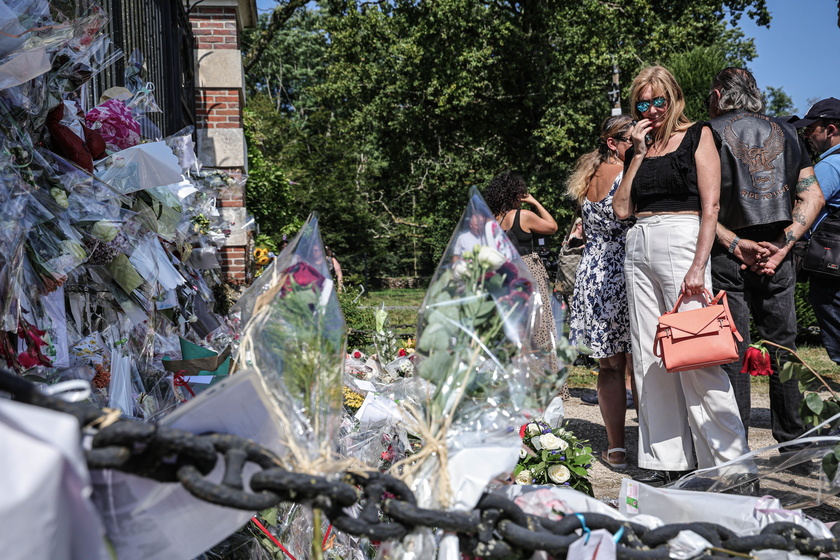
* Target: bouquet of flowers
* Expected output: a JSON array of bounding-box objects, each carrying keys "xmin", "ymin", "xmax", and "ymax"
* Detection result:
[
  {"xmin": 391, "ymin": 187, "xmax": 538, "ymax": 514},
  {"xmin": 514, "ymin": 419, "xmax": 594, "ymax": 496},
  {"xmin": 236, "ymin": 213, "xmax": 346, "ymax": 471}
]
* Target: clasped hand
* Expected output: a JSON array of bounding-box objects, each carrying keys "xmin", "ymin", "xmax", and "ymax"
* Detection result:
[{"xmin": 735, "ymin": 238, "xmax": 784, "ymax": 276}]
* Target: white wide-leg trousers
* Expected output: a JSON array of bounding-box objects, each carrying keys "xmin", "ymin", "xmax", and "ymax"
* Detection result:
[{"xmin": 625, "ymin": 214, "xmax": 748, "ymax": 471}]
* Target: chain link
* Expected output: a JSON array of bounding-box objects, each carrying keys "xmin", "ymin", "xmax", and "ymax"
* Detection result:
[{"xmin": 2, "ymin": 368, "xmax": 839, "ymax": 558}]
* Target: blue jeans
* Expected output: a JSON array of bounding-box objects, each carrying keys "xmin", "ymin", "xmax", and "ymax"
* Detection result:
[
  {"xmin": 711, "ymin": 247, "xmax": 805, "ymax": 444},
  {"xmin": 809, "ymin": 275, "xmax": 840, "ymax": 364}
]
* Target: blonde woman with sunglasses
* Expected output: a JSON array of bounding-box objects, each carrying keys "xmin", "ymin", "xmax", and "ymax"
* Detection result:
[{"xmin": 612, "ymin": 66, "xmax": 749, "ymax": 488}]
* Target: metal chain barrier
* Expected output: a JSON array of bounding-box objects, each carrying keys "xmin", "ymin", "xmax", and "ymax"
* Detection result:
[{"xmin": 2, "ymin": 368, "xmax": 839, "ymax": 558}]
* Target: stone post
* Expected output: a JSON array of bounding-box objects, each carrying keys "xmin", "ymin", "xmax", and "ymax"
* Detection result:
[{"xmin": 188, "ymin": 0, "xmax": 257, "ymax": 282}]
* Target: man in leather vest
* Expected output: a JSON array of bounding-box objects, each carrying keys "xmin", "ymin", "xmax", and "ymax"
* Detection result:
[{"xmin": 707, "ymin": 67, "xmax": 824, "ymax": 444}]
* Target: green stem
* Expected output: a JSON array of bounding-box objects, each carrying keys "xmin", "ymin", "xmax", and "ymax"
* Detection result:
[
  {"xmin": 760, "ymin": 340, "xmax": 839, "ymax": 401},
  {"xmin": 311, "ymin": 508, "xmax": 323, "ymax": 560}
]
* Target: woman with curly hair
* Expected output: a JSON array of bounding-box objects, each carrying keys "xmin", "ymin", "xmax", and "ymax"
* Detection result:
[
  {"xmin": 485, "ymin": 171, "xmax": 567, "ymax": 399},
  {"xmin": 567, "ymin": 113, "xmax": 635, "ymax": 470}
]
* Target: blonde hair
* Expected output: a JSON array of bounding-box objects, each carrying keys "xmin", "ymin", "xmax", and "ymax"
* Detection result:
[
  {"xmin": 566, "ymin": 114, "xmax": 632, "ymax": 204},
  {"xmin": 630, "ymin": 66, "xmax": 692, "ymax": 145}
]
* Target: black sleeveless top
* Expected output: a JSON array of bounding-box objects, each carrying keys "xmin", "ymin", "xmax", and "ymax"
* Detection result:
[
  {"xmin": 628, "ymin": 122, "xmax": 716, "ymax": 214},
  {"xmin": 505, "ymin": 209, "xmax": 533, "ymax": 255}
]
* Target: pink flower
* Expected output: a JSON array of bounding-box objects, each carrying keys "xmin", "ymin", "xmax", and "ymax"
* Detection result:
[
  {"xmin": 85, "ymin": 99, "xmax": 141, "ymax": 151},
  {"xmin": 740, "ymin": 344, "xmax": 772, "ymax": 376}
]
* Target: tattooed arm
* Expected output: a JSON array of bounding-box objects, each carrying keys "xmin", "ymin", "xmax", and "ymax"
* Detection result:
[{"xmin": 758, "ymin": 167, "xmax": 825, "ymax": 275}]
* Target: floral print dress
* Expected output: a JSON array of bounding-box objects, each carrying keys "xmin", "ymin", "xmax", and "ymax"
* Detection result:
[{"xmin": 569, "ymin": 173, "xmax": 633, "ymax": 359}]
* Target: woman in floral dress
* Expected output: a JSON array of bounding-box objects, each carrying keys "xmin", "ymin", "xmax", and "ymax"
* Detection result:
[{"xmin": 568, "ymin": 114, "xmax": 635, "ymax": 469}]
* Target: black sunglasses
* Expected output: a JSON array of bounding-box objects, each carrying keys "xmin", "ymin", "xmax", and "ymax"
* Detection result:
[{"xmin": 635, "ymin": 96, "xmax": 667, "ymax": 113}]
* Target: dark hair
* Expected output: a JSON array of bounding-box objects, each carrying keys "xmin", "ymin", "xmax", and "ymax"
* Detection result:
[
  {"xmin": 711, "ymin": 67, "xmax": 764, "ymax": 113},
  {"xmin": 484, "ymin": 171, "xmax": 527, "ymax": 217}
]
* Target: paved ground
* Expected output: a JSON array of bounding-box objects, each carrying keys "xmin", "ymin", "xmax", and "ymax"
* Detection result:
[{"xmin": 563, "ymin": 382, "xmax": 840, "ymax": 523}]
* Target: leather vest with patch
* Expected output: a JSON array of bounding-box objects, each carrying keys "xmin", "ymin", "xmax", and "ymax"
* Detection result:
[{"xmin": 710, "ymin": 111, "xmax": 803, "ymax": 236}]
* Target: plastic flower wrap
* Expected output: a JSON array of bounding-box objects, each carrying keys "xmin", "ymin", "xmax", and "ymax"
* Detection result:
[
  {"xmin": 85, "ymin": 98, "xmax": 140, "ymax": 152},
  {"xmin": 236, "ymin": 213, "xmax": 346, "ymax": 472},
  {"xmin": 372, "ymin": 304, "xmax": 399, "ymax": 363},
  {"xmin": 514, "ymin": 419, "xmax": 594, "ymax": 495},
  {"xmin": 95, "ymin": 141, "xmax": 183, "ymax": 195},
  {"xmin": 392, "ymin": 187, "xmax": 537, "ymax": 517},
  {"xmin": 666, "ymin": 435, "xmax": 840, "ymax": 510}
]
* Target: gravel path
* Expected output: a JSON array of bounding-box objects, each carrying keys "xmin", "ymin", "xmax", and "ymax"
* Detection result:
[{"xmin": 562, "ymin": 382, "xmax": 840, "ymax": 523}]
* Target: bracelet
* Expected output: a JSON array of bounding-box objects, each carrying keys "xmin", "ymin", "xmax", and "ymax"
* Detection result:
[{"xmin": 728, "ymin": 236, "xmax": 740, "ymax": 254}]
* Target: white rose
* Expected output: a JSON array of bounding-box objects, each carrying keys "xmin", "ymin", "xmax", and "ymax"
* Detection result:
[
  {"xmin": 50, "ymin": 187, "xmax": 69, "ymax": 209},
  {"xmin": 526, "ymin": 423, "xmax": 541, "ymax": 436},
  {"xmin": 452, "ymin": 259, "xmax": 469, "ymax": 279},
  {"xmin": 476, "ymin": 246, "xmax": 505, "ymax": 270},
  {"xmin": 519, "ymin": 447, "xmax": 527, "ymax": 459},
  {"xmin": 547, "ymin": 464, "xmax": 571, "ymax": 484},
  {"xmin": 539, "ymin": 433, "xmax": 562, "ymax": 450},
  {"xmin": 514, "ymin": 470, "xmax": 532, "ymax": 485}
]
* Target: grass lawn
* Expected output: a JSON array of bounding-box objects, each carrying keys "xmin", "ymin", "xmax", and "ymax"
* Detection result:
[
  {"xmin": 359, "ymin": 287, "xmax": 840, "ymax": 394},
  {"xmin": 360, "ymin": 288, "xmax": 425, "ymax": 339}
]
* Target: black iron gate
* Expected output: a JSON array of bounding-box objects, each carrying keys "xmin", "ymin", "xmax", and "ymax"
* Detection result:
[{"xmin": 87, "ymin": 0, "xmax": 195, "ymax": 137}]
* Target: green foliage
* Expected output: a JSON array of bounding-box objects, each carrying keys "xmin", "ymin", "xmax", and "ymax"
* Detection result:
[
  {"xmin": 764, "ymin": 85, "xmax": 796, "ymax": 116},
  {"xmin": 254, "ymin": 233, "xmax": 277, "ymax": 253},
  {"xmin": 666, "ymin": 46, "xmax": 730, "ymax": 122},
  {"xmin": 243, "ymin": 1, "xmax": 771, "ymax": 277},
  {"xmin": 338, "ymin": 285, "xmax": 375, "ymax": 349},
  {"xmin": 796, "ymin": 281, "xmax": 818, "ymax": 328}
]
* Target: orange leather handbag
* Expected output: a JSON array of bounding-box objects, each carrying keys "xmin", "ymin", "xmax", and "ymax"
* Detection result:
[{"xmin": 653, "ymin": 290, "xmax": 743, "ymax": 373}]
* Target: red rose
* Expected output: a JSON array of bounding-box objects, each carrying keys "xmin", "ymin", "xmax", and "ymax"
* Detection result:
[
  {"xmin": 740, "ymin": 344, "xmax": 772, "ymax": 376},
  {"xmin": 353, "ymin": 350, "xmax": 362, "ymax": 359},
  {"xmin": 279, "ymin": 261, "xmax": 325, "ymax": 295},
  {"xmin": 17, "ymin": 350, "xmax": 41, "ymax": 369},
  {"xmin": 398, "ymin": 348, "xmax": 407, "ymax": 357},
  {"xmin": 519, "ymin": 423, "xmax": 528, "ymax": 439}
]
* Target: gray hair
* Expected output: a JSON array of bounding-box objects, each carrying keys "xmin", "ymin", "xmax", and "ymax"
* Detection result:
[{"xmin": 711, "ymin": 67, "xmax": 765, "ymax": 113}]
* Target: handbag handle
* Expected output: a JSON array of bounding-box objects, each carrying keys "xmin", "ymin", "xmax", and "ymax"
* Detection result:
[
  {"xmin": 665, "ymin": 288, "xmax": 742, "ymax": 341},
  {"xmin": 670, "ymin": 288, "xmax": 729, "ymax": 313}
]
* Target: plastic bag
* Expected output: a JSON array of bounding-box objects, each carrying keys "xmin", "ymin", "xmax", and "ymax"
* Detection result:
[
  {"xmin": 396, "ymin": 186, "xmax": 537, "ymax": 514},
  {"xmin": 237, "ymin": 213, "xmax": 347, "ymax": 473},
  {"xmin": 85, "ymin": 98, "xmax": 140, "ymax": 152},
  {"xmin": 667, "ymin": 436, "xmax": 840, "ymax": 509}
]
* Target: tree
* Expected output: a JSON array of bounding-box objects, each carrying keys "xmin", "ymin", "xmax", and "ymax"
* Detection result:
[
  {"xmin": 243, "ymin": 0, "xmax": 772, "ymax": 278},
  {"xmin": 764, "ymin": 85, "xmax": 796, "ymax": 117}
]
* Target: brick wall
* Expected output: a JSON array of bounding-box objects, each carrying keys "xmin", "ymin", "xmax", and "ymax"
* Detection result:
[
  {"xmin": 196, "ymin": 89, "xmax": 242, "ymax": 128},
  {"xmin": 189, "ymin": 1, "xmax": 251, "ymax": 282},
  {"xmin": 189, "ymin": 6, "xmax": 239, "ymax": 49},
  {"xmin": 218, "ymin": 246, "xmax": 247, "ymax": 281}
]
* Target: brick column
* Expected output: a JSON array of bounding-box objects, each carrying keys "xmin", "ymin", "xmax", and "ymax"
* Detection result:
[{"xmin": 188, "ymin": 0, "xmax": 256, "ymax": 282}]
